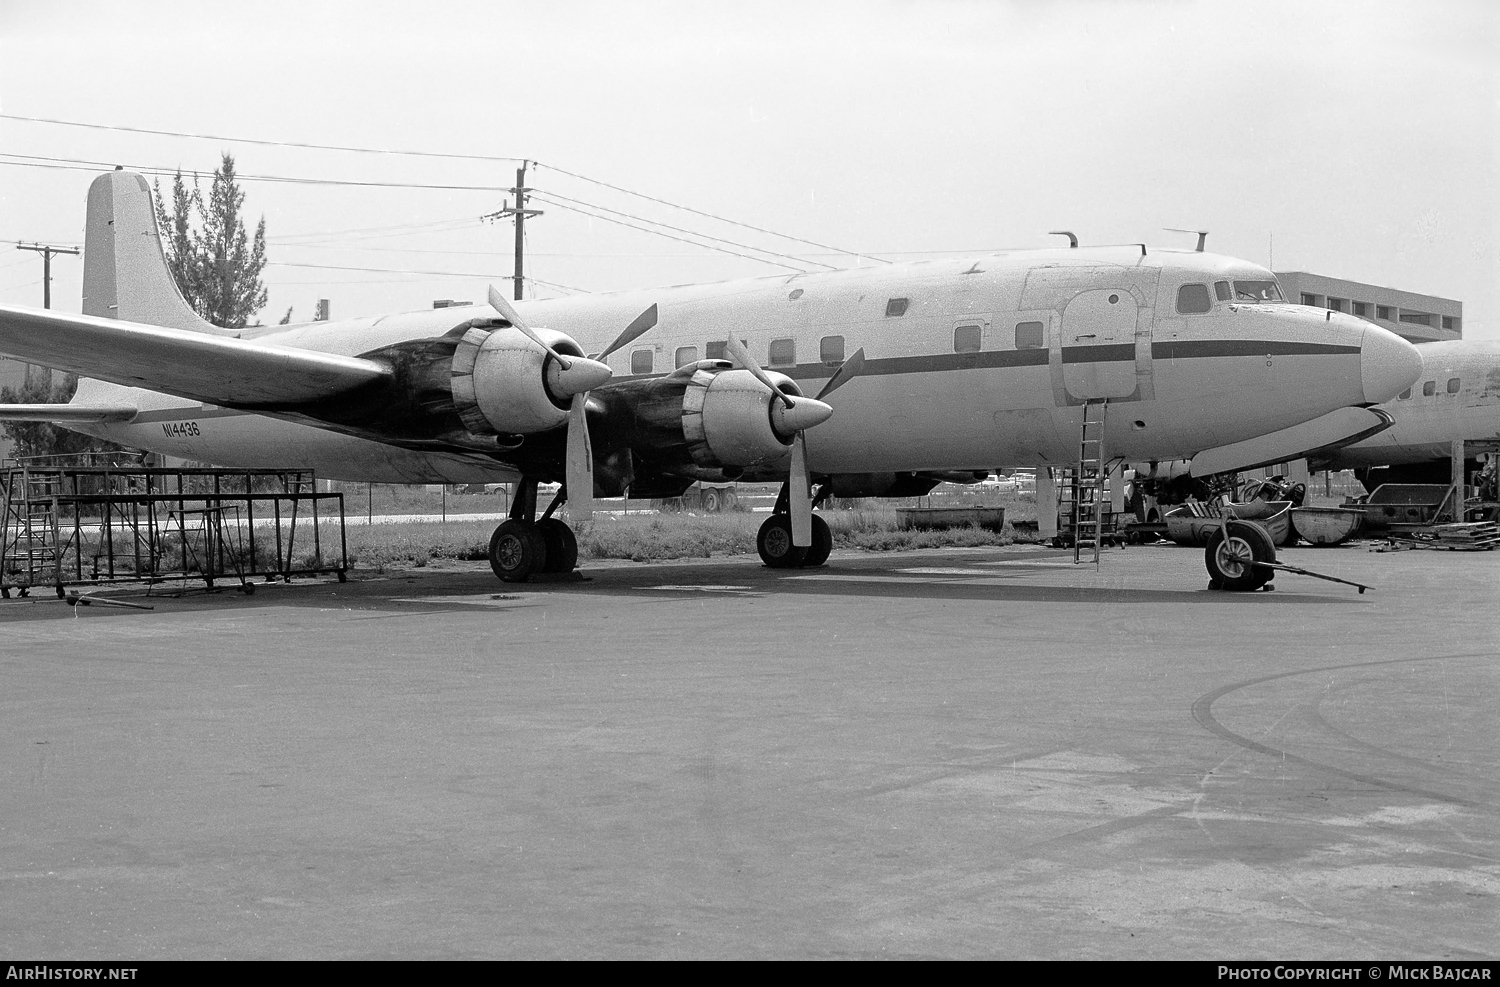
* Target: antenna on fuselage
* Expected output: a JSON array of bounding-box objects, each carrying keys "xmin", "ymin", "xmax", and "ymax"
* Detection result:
[
  {"xmin": 1166, "ymin": 228, "xmax": 1209, "ymax": 252},
  {"xmin": 1048, "ymin": 231, "xmax": 1078, "ymax": 248}
]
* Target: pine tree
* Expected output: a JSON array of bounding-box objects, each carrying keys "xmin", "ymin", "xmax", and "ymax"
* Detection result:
[{"xmin": 153, "ymin": 153, "xmax": 270, "ymax": 329}]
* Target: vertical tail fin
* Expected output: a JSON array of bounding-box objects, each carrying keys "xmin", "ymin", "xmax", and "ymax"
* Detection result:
[{"xmin": 82, "ymin": 169, "xmax": 229, "ymax": 334}]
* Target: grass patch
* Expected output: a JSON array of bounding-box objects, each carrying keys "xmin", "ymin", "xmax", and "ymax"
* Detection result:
[{"xmin": 338, "ymin": 497, "xmax": 1038, "ymax": 569}]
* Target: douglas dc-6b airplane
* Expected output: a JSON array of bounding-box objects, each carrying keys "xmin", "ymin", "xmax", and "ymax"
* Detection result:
[
  {"xmin": 1309, "ymin": 339, "xmax": 1500, "ymax": 489},
  {"xmin": 0, "ymin": 170, "xmax": 1423, "ymax": 589}
]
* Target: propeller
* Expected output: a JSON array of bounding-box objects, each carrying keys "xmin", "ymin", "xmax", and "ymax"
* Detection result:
[
  {"xmin": 487, "ymin": 286, "xmax": 612, "ymax": 397},
  {"xmin": 722, "ymin": 338, "xmax": 862, "ymax": 548}
]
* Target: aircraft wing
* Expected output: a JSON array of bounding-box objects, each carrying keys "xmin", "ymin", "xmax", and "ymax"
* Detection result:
[
  {"xmin": 0, "ymin": 304, "xmax": 391, "ymax": 408},
  {"xmin": 0, "ymin": 404, "xmax": 138, "ymax": 422}
]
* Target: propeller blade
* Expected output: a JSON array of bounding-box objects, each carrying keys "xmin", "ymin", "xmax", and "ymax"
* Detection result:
[
  {"xmin": 789, "ymin": 432, "xmax": 812, "ymax": 547},
  {"xmin": 594, "ymin": 304, "xmax": 659, "ymax": 361},
  {"xmin": 815, "ymin": 347, "xmax": 865, "ymax": 401},
  {"xmin": 565, "ymin": 393, "xmax": 594, "ymax": 521},
  {"xmin": 488, "ymin": 284, "xmax": 572, "ymax": 371},
  {"xmin": 724, "ymin": 335, "xmax": 794, "ymax": 409}
]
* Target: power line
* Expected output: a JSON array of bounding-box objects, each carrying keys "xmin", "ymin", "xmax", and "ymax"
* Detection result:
[
  {"xmin": 269, "ymin": 260, "xmax": 588, "ymax": 294},
  {"xmin": 535, "ymin": 161, "xmax": 892, "ymax": 264},
  {"xmin": 534, "ymin": 189, "xmax": 839, "ymax": 271},
  {"xmin": 532, "ymin": 195, "xmax": 813, "ymax": 274},
  {"xmin": 0, "ymin": 112, "xmax": 526, "ymax": 163},
  {"xmin": 0, "ymin": 153, "xmax": 511, "ymax": 192}
]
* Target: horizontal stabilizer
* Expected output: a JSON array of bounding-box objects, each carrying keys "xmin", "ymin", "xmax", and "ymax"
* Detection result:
[
  {"xmin": 1190, "ymin": 406, "xmax": 1394, "ymax": 478},
  {"xmin": 0, "ymin": 404, "xmax": 139, "ymax": 423},
  {"xmin": 0, "ymin": 305, "xmax": 391, "ymax": 408}
]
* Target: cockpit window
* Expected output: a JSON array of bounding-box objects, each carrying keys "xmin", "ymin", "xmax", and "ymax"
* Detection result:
[
  {"xmin": 1233, "ymin": 280, "xmax": 1283, "ymax": 302},
  {"xmin": 1176, "ymin": 284, "xmax": 1212, "ymax": 315},
  {"xmin": 1215, "ymin": 281, "xmax": 1232, "ymax": 302}
]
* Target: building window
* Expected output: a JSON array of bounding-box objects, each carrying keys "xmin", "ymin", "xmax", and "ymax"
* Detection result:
[
  {"xmin": 1422, "ymin": 380, "xmax": 1436, "ymax": 397},
  {"xmin": 1376, "ymin": 305, "xmax": 1393, "ymax": 320},
  {"xmin": 885, "ymin": 297, "xmax": 910, "ymax": 317},
  {"xmin": 1214, "ymin": 281, "xmax": 1232, "ymax": 301},
  {"xmin": 1447, "ymin": 377, "xmax": 1460, "ymax": 394},
  {"xmin": 1015, "ymin": 321, "xmax": 1044, "ymax": 349},
  {"xmin": 768, "ymin": 338, "xmax": 796, "ymax": 367},
  {"xmin": 1442, "ymin": 316, "xmax": 1460, "ymax": 332},
  {"xmin": 631, "ymin": 349, "xmax": 654, "ymax": 375},
  {"xmin": 1177, "ymin": 284, "xmax": 1212, "ymax": 314},
  {"xmin": 953, "ymin": 324, "xmax": 981, "ymax": 353},
  {"xmin": 1399, "ymin": 311, "xmax": 1433, "ymax": 327},
  {"xmin": 1352, "ymin": 301, "xmax": 1370, "ymax": 318},
  {"xmin": 1301, "ymin": 293, "xmax": 1322, "ymax": 307},
  {"xmin": 1397, "ymin": 388, "xmax": 1411, "ymax": 401},
  {"xmin": 819, "ymin": 335, "xmax": 845, "ymax": 364},
  {"xmin": 675, "ymin": 346, "xmax": 698, "ymax": 368},
  {"xmin": 1327, "ymin": 297, "xmax": 1346, "ymax": 313}
]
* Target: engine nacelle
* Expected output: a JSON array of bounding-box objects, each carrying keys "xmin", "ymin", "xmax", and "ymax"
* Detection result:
[
  {"xmin": 681, "ymin": 365, "xmax": 802, "ymax": 469},
  {"xmin": 450, "ymin": 323, "xmax": 587, "ymax": 435}
]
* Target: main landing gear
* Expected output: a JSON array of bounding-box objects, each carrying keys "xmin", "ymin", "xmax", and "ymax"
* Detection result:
[
  {"xmin": 756, "ymin": 481, "xmax": 833, "ymax": 569},
  {"xmin": 489, "ymin": 478, "xmax": 580, "ymax": 582}
]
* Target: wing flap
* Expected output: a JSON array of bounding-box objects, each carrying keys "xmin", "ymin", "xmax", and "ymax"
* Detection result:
[{"xmin": 0, "ymin": 305, "xmax": 391, "ymax": 407}]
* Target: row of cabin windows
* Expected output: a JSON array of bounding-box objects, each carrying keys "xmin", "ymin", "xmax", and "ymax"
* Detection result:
[
  {"xmin": 630, "ymin": 321, "xmax": 1049, "ymax": 375},
  {"xmin": 1396, "ymin": 378, "xmax": 1462, "ymax": 400}
]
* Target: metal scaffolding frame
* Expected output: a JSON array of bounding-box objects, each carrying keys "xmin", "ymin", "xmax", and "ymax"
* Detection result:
[{"xmin": 0, "ymin": 455, "xmax": 347, "ymax": 598}]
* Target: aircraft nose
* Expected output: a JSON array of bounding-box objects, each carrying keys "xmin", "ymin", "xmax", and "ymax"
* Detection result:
[{"xmin": 1360, "ymin": 325, "xmax": 1422, "ymax": 404}]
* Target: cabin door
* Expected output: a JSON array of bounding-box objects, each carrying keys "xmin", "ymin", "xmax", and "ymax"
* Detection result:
[{"xmin": 1060, "ymin": 288, "xmax": 1145, "ymax": 401}]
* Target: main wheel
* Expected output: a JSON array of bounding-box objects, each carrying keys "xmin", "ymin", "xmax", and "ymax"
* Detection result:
[
  {"xmin": 757, "ymin": 515, "xmax": 807, "ymax": 568},
  {"xmin": 489, "ymin": 519, "xmax": 547, "ymax": 582},
  {"xmin": 702, "ymin": 488, "xmax": 722, "ymax": 513},
  {"xmin": 1204, "ymin": 520, "xmax": 1275, "ymax": 592},
  {"xmin": 536, "ymin": 518, "xmax": 578, "ymax": 574},
  {"xmin": 801, "ymin": 514, "xmax": 833, "ymax": 567}
]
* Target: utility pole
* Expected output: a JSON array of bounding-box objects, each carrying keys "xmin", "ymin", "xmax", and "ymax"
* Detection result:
[
  {"xmin": 14, "ymin": 242, "xmax": 80, "ymax": 389},
  {"xmin": 482, "ymin": 160, "xmax": 543, "ymax": 301},
  {"xmin": 15, "ymin": 242, "xmax": 80, "ymax": 311}
]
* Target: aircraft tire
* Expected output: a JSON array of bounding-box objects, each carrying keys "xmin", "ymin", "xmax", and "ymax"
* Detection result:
[
  {"xmin": 702, "ymin": 489, "xmax": 722, "ymax": 513},
  {"xmin": 801, "ymin": 514, "xmax": 833, "ymax": 567},
  {"xmin": 490, "ymin": 519, "xmax": 547, "ymax": 582},
  {"xmin": 1204, "ymin": 521, "xmax": 1275, "ymax": 592},
  {"xmin": 757, "ymin": 515, "xmax": 808, "ymax": 568},
  {"xmin": 537, "ymin": 518, "xmax": 578, "ymax": 573}
]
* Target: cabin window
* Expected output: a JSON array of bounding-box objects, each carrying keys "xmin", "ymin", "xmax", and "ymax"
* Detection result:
[
  {"xmin": 1214, "ymin": 281, "xmax": 1231, "ymax": 301},
  {"xmin": 705, "ymin": 341, "xmax": 727, "ymax": 361},
  {"xmin": 1397, "ymin": 388, "xmax": 1411, "ymax": 401},
  {"xmin": 631, "ymin": 348, "xmax": 654, "ymax": 375},
  {"xmin": 1447, "ymin": 377, "xmax": 1460, "ymax": 394},
  {"xmin": 1422, "ymin": 380, "xmax": 1436, "ymax": 396},
  {"xmin": 953, "ymin": 324, "xmax": 981, "ymax": 353},
  {"xmin": 820, "ymin": 335, "xmax": 845, "ymax": 364},
  {"xmin": 675, "ymin": 346, "xmax": 698, "ymax": 368},
  {"xmin": 885, "ymin": 297, "xmax": 910, "ymax": 317},
  {"xmin": 768, "ymin": 338, "xmax": 796, "ymax": 367},
  {"xmin": 1015, "ymin": 321, "xmax": 1044, "ymax": 349},
  {"xmin": 1176, "ymin": 284, "xmax": 1212, "ymax": 314}
]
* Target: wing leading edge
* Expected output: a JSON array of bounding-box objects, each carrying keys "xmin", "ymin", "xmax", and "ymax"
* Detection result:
[{"xmin": 0, "ymin": 304, "xmax": 392, "ymax": 408}]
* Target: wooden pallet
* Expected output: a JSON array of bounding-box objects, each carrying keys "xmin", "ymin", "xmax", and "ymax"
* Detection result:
[{"xmin": 1384, "ymin": 521, "xmax": 1500, "ymax": 551}]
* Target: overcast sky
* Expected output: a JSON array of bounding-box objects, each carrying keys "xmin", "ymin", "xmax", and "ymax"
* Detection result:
[{"xmin": 2, "ymin": 0, "xmax": 1495, "ymax": 337}]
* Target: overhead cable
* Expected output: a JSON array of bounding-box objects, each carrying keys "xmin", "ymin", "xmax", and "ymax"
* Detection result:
[
  {"xmin": 0, "ymin": 112, "xmax": 525, "ymax": 163},
  {"xmin": 535, "ymin": 161, "xmax": 892, "ymax": 264}
]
